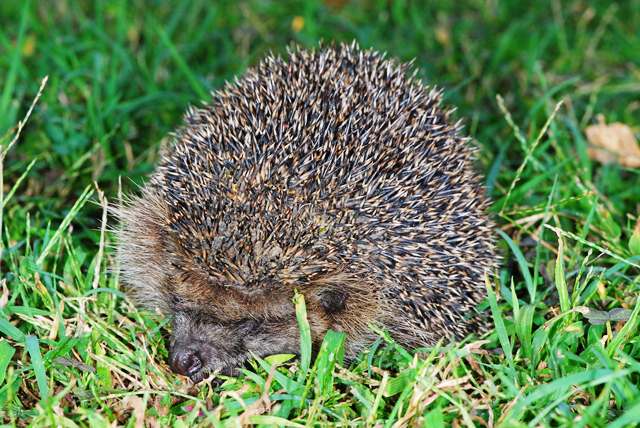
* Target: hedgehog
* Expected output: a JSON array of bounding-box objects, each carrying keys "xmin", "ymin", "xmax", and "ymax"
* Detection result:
[{"xmin": 116, "ymin": 43, "xmax": 496, "ymax": 383}]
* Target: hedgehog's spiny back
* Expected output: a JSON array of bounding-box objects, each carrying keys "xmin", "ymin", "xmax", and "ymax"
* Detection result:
[{"xmin": 155, "ymin": 44, "xmax": 495, "ymax": 329}]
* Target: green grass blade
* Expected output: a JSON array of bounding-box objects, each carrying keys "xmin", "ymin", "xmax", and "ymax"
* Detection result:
[
  {"xmin": 609, "ymin": 400, "xmax": 640, "ymax": 428},
  {"xmin": 0, "ymin": 0, "xmax": 28, "ymax": 125},
  {"xmin": 497, "ymin": 229, "xmax": 535, "ymax": 302},
  {"xmin": 554, "ymin": 232, "xmax": 571, "ymax": 314},
  {"xmin": 545, "ymin": 225, "xmax": 640, "ymax": 270},
  {"xmin": 423, "ymin": 407, "xmax": 445, "ymax": 428},
  {"xmin": 248, "ymin": 415, "xmax": 305, "ymax": 427},
  {"xmin": 0, "ymin": 339, "xmax": 16, "ymax": 385},
  {"xmin": 314, "ymin": 330, "xmax": 345, "ymax": 396},
  {"xmin": 293, "ymin": 291, "xmax": 311, "ymax": 382},
  {"xmin": 153, "ymin": 21, "xmax": 208, "ymax": 100},
  {"xmin": 607, "ymin": 297, "xmax": 640, "ymax": 358},
  {"xmin": 485, "ymin": 274, "xmax": 514, "ymax": 370},
  {"xmin": 2, "ymin": 158, "xmax": 37, "ymax": 206},
  {"xmin": 252, "ymin": 355, "xmax": 301, "ymax": 395},
  {"xmin": 503, "ymin": 368, "xmax": 626, "ymax": 422},
  {"xmin": 0, "ymin": 317, "xmax": 25, "ymax": 342},
  {"xmin": 24, "ymin": 335, "xmax": 48, "ymax": 401},
  {"xmin": 36, "ymin": 185, "xmax": 93, "ymax": 266}
]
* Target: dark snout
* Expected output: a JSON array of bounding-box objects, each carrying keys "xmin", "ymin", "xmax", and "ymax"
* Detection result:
[
  {"xmin": 168, "ymin": 339, "xmax": 240, "ymax": 382},
  {"xmin": 168, "ymin": 313, "xmax": 258, "ymax": 382},
  {"xmin": 168, "ymin": 341, "xmax": 212, "ymax": 383},
  {"xmin": 169, "ymin": 346, "xmax": 202, "ymax": 376}
]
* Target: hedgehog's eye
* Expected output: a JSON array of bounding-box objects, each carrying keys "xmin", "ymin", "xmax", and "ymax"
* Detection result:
[{"xmin": 319, "ymin": 290, "xmax": 347, "ymax": 314}]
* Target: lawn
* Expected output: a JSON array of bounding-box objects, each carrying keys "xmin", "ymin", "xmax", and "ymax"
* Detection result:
[{"xmin": 1, "ymin": 0, "xmax": 640, "ymax": 426}]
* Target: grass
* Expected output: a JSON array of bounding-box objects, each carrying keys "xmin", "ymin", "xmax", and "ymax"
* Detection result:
[{"xmin": 1, "ymin": 0, "xmax": 640, "ymax": 426}]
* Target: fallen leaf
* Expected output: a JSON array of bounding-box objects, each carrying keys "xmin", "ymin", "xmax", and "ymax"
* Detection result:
[
  {"xmin": 122, "ymin": 396, "xmax": 146, "ymax": 428},
  {"xmin": 54, "ymin": 357, "xmax": 96, "ymax": 373},
  {"xmin": 574, "ymin": 306, "xmax": 632, "ymax": 325},
  {"xmin": 585, "ymin": 116, "xmax": 640, "ymax": 168}
]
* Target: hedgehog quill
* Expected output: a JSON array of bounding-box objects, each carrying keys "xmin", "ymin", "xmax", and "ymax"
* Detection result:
[{"xmin": 117, "ymin": 43, "xmax": 497, "ymax": 383}]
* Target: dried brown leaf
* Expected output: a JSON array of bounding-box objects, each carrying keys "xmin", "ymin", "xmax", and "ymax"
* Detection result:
[
  {"xmin": 122, "ymin": 396, "xmax": 146, "ymax": 428},
  {"xmin": 54, "ymin": 357, "xmax": 96, "ymax": 373},
  {"xmin": 585, "ymin": 117, "xmax": 640, "ymax": 168}
]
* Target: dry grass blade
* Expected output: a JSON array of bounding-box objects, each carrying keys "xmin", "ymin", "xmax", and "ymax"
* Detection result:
[
  {"xmin": 0, "ymin": 76, "xmax": 49, "ymax": 158},
  {"xmin": 1, "ymin": 76, "xmax": 48, "ymax": 269},
  {"xmin": 93, "ymin": 182, "xmax": 109, "ymax": 289},
  {"xmin": 498, "ymin": 97, "xmax": 564, "ymax": 215}
]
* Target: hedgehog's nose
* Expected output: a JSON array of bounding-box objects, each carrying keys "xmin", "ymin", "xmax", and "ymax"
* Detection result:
[{"xmin": 169, "ymin": 347, "xmax": 203, "ymax": 379}]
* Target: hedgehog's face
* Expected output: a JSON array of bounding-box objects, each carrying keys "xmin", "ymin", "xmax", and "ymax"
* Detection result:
[
  {"xmin": 117, "ymin": 191, "xmax": 380, "ymax": 383},
  {"xmin": 166, "ymin": 285, "xmax": 353, "ymax": 383},
  {"xmin": 167, "ymin": 308, "xmax": 299, "ymax": 382}
]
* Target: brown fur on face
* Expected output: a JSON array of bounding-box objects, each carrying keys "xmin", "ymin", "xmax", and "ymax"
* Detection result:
[{"xmin": 116, "ymin": 43, "xmax": 496, "ymax": 382}]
